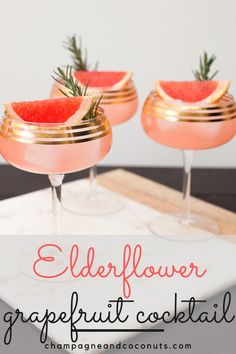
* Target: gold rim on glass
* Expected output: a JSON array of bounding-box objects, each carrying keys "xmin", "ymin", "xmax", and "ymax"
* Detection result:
[
  {"xmin": 145, "ymin": 104, "xmax": 236, "ymax": 116},
  {"xmin": 87, "ymin": 81, "xmax": 138, "ymax": 105},
  {"xmin": 0, "ymin": 107, "xmax": 112, "ymax": 145},
  {"xmin": 52, "ymin": 80, "xmax": 138, "ymax": 105},
  {"xmin": 142, "ymin": 91, "xmax": 236, "ymax": 123}
]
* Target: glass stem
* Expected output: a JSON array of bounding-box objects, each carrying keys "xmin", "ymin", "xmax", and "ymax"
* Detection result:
[
  {"xmin": 48, "ymin": 174, "xmax": 65, "ymax": 235},
  {"xmin": 89, "ymin": 166, "xmax": 98, "ymax": 198},
  {"xmin": 181, "ymin": 150, "xmax": 194, "ymax": 224}
]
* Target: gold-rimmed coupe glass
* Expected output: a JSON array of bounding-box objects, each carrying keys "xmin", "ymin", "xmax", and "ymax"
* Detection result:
[
  {"xmin": 141, "ymin": 91, "xmax": 236, "ymax": 241},
  {"xmin": 0, "ymin": 107, "xmax": 112, "ymax": 233},
  {"xmin": 51, "ymin": 79, "xmax": 138, "ymax": 215}
]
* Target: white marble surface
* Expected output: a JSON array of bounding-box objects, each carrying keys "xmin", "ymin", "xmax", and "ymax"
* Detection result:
[
  {"xmin": 0, "ymin": 178, "xmax": 215, "ymax": 236},
  {"xmin": 0, "ymin": 179, "xmax": 235, "ymax": 353}
]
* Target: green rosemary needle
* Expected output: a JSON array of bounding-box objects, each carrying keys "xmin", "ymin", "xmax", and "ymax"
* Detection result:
[
  {"xmin": 52, "ymin": 65, "xmax": 102, "ymax": 120},
  {"xmin": 64, "ymin": 35, "xmax": 98, "ymax": 71},
  {"xmin": 193, "ymin": 51, "xmax": 219, "ymax": 81}
]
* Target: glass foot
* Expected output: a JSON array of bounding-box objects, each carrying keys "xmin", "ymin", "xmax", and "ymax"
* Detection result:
[
  {"xmin": 148, "ymin": 212, "xmax": 219, "ymax": 242},
  {"xmin": 64, "ymin": 188, "xmax": 124, "ymax": 216}
]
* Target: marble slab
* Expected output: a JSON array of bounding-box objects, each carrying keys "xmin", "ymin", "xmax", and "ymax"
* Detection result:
[
  {"xmin": 0, "ymin": 178, "xmax": 215, "ymax": 236},
  {"xmin": 0, "ymin": 179, "xmax": 235, "ymax": 353}
]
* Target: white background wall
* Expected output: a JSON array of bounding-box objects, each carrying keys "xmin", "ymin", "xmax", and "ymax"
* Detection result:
[{"xmin": 0, "ymin": 0, "xmax": 236, "ymax": 167}]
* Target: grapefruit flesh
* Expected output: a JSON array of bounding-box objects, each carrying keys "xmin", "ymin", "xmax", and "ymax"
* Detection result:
[
  {"xmin": 4, "ymin": 96, "xmax": 93, "ymax": 124},
  {"xmin": 155, "ymin": 80, "xmax": 230, "ymax": 104},
  {"xmin": 73, "ymin": 71, "xmax": 132, "ymax": 90}
]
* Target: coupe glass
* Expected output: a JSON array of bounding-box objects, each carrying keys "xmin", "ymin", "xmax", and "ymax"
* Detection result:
[
  {"xmin": 0, "ymin": 107, "xmax": 112, "ymax": 233},
  {"xmin": 51, "ymin": 79, "xmax": 138, "ymax": 215},
  {"xmin": 141, "ymin": 91, "xmax": 236, "ymax": 241}
]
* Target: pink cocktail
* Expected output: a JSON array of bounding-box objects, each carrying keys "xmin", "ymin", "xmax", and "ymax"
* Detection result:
[
  {"xmin": 142, "ymin": 91, "xmax": 236, "ymax": 150},
  {"xmin": 51, "ymin": 77, "xmax": 138, "ymax": 215},
  {"xmin": 0, "ymin": 115, "xmax": 111, "ymax": 174},
  {"xmin": 141, "ymin": 91, "xmax": 236, "ymax": 239},
  {"xmin": 0, "ymin": 109, "xmax": 112, "ymax": 232},
  {"xmin": 51, "ymin": 79, "xmax": 138, "ymax": 127}
]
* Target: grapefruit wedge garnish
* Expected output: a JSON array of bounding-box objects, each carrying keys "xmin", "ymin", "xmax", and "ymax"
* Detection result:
[
  {"xmin": 4, "ymin": 96, "xmax": 94, "ymax": 124},
  {"xmin": 155, "ymin": 80, "xmax": 230, "ymax": 104},
  {"xmin": 73, "ymin": 71, "xmax": 132, "ymax": 91}
]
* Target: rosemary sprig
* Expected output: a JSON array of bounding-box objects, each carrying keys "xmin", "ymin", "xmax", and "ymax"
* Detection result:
[
  {"xmin": 193, "ymin": 51, "xmax": 219, "ymax": 80},
  {"xmin": 52, "ymin": 65, "xmax": 102, "ymax": 120},
  {"xmin": 64, "ymin": 35, "xmax": 98, "ymax": 71},
  {"xmin": 52, "ymin": 66, "xmax": 88, "ymax": 97}
]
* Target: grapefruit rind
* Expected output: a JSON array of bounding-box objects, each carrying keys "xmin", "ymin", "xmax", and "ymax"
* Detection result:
[
  {"xmin": 155, "ymin": 80, "xmax": 230, "ymax": 104},
  {"xmin": 73, "ymin": 71, "xmax": 133, "ymax": 91},
  {"xmin": 3, "ymin": 96, "xmax": 94, "ymax": 125},
  {"xmin": 66, "ymin": 96, "xmax": 94, "ymax": 125},
  {"xmin": 50, "ymin": 81, "xmax": 71, "ymax": 98}
]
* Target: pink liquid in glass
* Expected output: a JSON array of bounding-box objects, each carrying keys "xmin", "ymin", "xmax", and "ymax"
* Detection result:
[
  {"xmin": 0, "ymin": 135, "xmax": 112, "ymax": 174},
  {"xmin": 142, "ymin": 113, "xmax": 236, "ymax": 150},
  {"xmin": 102, "ymin": 98, "xmax": 138, "ymax": 126},
  {"xmin": 142, "ymin": 92, "xmax": 236, "ymax": 150}
]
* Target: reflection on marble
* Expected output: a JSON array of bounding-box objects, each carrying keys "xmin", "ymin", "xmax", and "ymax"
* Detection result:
[{"xmin": 0, "ymin": 178, "xmax": 213, "ymax": 236}]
